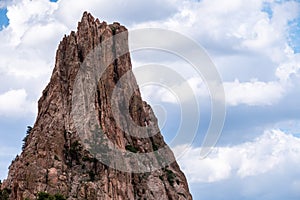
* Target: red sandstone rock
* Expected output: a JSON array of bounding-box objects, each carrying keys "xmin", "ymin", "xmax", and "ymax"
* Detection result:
[{"xmin": 2, "ymin": 12, "xmax": 192, "ymax": 200}]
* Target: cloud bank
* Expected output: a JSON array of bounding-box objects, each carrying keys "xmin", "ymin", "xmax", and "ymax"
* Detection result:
[{"xmin": 174, "ymin": 129, "xmax": 300, "ymax": 199}]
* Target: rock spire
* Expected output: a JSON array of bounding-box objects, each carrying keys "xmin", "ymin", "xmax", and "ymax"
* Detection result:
[{"xmin": 2, "ymin": 12, "xmax": 192, "ymax": 200}]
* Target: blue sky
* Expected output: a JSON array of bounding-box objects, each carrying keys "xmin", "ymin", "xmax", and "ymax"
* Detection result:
[
  {"xmin": 0, "ymin": 8, "xmax": 8, "ymax": 30},
  {"xmin": 0, "ymin": 0, "xmax": 300, "ymax": 199}
]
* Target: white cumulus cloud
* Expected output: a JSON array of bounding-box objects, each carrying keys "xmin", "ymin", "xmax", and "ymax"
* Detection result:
[
  {"xmin": 224, "ymin": 79, "xmax": 285, "ymax": 106},
  {"xmin": 173, "ymin": 129, "xmax": 300, "ymax": 183},
  {"xmin": 131, "ymin": 0, "xmax": 300, "ymax": 107},
  {"xmin": 0, "ymin": 89, "xmax": 35, "ymax": 117}
]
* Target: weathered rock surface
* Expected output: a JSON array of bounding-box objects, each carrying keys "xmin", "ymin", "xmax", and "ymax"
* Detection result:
[{"xmin": 2, "ymin": 12, "xmax": 193, "ymax": 200}]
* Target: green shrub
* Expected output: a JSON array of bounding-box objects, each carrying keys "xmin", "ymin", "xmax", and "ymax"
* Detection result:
[
  {"xmin": 37, "ymin": 192, "xmax": 53, "ymax": 200},
  {"xmin": 0, "ymin": 180, "xmax": 11, "ymax": 200},
  {"xmin": 165, "ymin": 168, "xmax": 176, "ymax": 186},
  {"xmin": 54, "ymin": 194, "xmax": 66, "ymax": 200},
  {"xmin": 152, "ymin": 143, "xmax": 159, "ymax": 151},
  {"xmin": 125, "ymin": 145, "xmax": 138, "ymax": 153},
  {"xmin": 0, "ymin": 189, "xmax": 10, "ymax": 200},
  {"xmin": 22, "ymin": 126, "xmax": 32, "ymax": 150},
  {"xmin": 37, "ymin": 192, "xmax": 66, "ymax": 200}
]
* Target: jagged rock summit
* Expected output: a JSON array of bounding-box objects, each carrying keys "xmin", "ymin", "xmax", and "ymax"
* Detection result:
[{"xmin": 2, "ymin": 12, "xmax": 192, "ymax": 200}]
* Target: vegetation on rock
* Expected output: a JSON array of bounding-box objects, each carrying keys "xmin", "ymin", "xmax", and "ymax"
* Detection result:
[
  {"xmin": 37, "ymin": 192, "xmax": 66, "ymax": 200},
  {"xmin": 22, "ymin": 126, "xmax": 32, "ymax": 150},
  {"xmin": 0, "ymin": 180, "xmax": 11, "ymax": 200}
]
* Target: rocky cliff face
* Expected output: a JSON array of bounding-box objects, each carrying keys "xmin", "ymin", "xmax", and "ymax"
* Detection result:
[{"xmin": 2, "ymin": 12, "xmax": 192, "ymax": 200}]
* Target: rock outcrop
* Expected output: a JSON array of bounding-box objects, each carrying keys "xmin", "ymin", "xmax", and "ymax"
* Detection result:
[{"xmin": 2, "ymin": 12, "xmax": 192, "ymax": 200}]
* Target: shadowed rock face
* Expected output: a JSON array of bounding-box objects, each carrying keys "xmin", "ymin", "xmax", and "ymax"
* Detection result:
[{"xmin": 2, "ymin": 12, "xmax": 193, "ymax": 200}]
